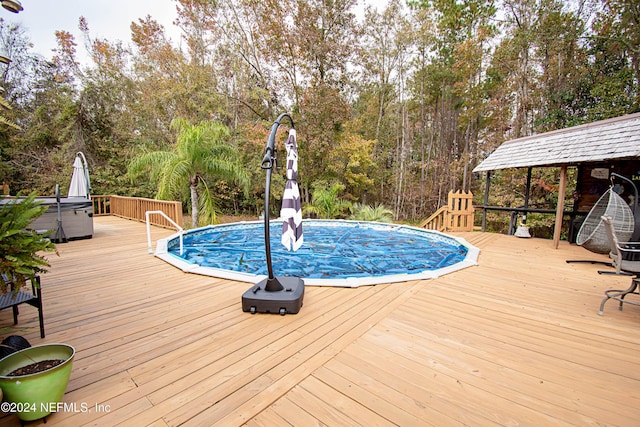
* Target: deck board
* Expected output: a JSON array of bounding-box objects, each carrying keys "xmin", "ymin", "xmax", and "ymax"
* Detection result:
[{"xmin": 1, "ymin": 216, "xmax": 639, "ymax": 426}]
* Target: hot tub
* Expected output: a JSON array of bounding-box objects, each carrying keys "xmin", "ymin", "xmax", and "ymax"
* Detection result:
[{"xmin": 2, "ymin": 196, "xmax": 93, "ymax": 242}]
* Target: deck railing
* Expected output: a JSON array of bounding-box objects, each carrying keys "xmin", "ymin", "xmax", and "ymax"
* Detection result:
[
  {"xmin": 91, "ymin": 195, "xmax": 183, "ymax": 230},
  {"xmin": 420, "ymin": 190, "xmax": 475, "ymax": 232},
  {"xmin": 92, "ymin": 195, "xmax": 110, "ymax": 217}
]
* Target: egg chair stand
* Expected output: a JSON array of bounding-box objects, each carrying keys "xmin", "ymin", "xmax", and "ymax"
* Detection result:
[
  {"xmin": 242, "ymin": 113, "xmax": 304, "ymax": 315},
  {"xmin": 567, "ymin": 173, "xmax": 636, "ymax": 265},
  {"xmin": 597, "ymin": 216, "xmax": 640, "ymax": 315}
]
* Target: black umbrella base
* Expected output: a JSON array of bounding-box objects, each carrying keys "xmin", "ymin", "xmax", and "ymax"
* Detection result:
[{"xmin": 242, "ymin": 276, "xmax": 304, "ymax": 315}]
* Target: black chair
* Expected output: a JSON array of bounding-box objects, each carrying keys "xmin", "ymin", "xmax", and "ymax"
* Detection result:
[
  {"xmin": 0, "ymin": 275, "xmax": 45, "ymax": 338},
  {"xmin": 598, "ymin": 216, "xmax": 640, "ymax": 316}
]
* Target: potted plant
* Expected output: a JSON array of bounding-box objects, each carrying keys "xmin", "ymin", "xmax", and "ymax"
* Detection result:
[
  {"xmin": 0, "ymin": 192, "xmax": 57, "ymax": 295},
  {"xmin": 0, "ymin": 193, "xmax": 70, "ymax": 422},
  {"xmin": 0, "ymin": 343, "xmax": 75, "ymax": 421}
]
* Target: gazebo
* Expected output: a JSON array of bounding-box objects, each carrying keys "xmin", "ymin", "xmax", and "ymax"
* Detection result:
[{"xmin": 473, "ymin": 112, "xmax": 640, "ymax": 248}]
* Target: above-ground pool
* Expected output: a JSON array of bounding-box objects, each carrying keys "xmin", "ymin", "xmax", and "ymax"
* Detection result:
[{"xmin": 154, "ymin": 220, "xmax": 479, "ymax": 287}]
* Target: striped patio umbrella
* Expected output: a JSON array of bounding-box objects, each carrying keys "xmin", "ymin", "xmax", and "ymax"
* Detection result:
[{"xmin": 281, "ymin": 129, "xmax": 303, "ymax": 251}]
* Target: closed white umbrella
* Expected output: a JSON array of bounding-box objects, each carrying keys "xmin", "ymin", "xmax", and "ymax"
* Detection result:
[
  {"xmin": 68, "ymin": 152, "xmax": 90, "ymax": 198},
  {"xmin": 281, "ymin": 129, "xmax": 303, "ymax": 251}
]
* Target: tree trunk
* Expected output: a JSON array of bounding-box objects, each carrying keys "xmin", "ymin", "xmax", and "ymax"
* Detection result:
[
  {"xmin": 419, "ymin": 51, "xmax": 427, "ymax": 215},
  {"xmin": 190, "ymin": 178, "xmax": 199, "ymax": 228}
]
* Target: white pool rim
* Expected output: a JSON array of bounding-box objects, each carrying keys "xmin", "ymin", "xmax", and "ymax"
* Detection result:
[{"xmin": 153, "ymin": 219, "xmax": 480, "ymax": 288}]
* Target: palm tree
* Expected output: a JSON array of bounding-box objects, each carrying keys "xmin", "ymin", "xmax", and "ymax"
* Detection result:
[
  {"xmin": 128, "ymin": 118, "xmax": 249, "ymax": 227},
  {"xmin": 0, "ymin": 96, "xmax": 20, "ymax": 130},
  {"xmin": 349, "ymin": 203, "xmax": 395, "ymax": 223},
  {"xmin": 303, "ymin": 182, "xmax": 353, "ymax": 219}
]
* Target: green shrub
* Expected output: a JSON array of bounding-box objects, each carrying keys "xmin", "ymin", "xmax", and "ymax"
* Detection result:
[
  {"xmin": 349, "ymin": 203, "xmax": 395, "ymax": 223},
  {"xmin": 0, "ymin": 194, "xmax": 57, "ymax": 294}
]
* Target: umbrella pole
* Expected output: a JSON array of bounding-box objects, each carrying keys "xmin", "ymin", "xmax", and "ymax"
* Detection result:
[
  {"xmin": 242, "ymin": 113, "xmax": 304, "ymax": 315},
  {"xmin": 77, "ymin": 151, "xmax": 91, "ymax": 198},
  {"xmin": 260, "ymin": 113, "xmax": 295, "ymax": 291}
]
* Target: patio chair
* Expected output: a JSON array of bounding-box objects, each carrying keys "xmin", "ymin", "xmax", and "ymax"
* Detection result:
[
  {"xmin": 566, "ymin": 185, "xmax": 635, "ymax": 267},
  {"xmin": 0, "ymin": 275, "xmax": 44, "ymax": 338},
  {"xmin": 576, "ymin": 187, "xmax": 634, "ymax": 254},
  {"xmin": 597, "ymin": 216, "xmax": 640, "ymax": 316}
]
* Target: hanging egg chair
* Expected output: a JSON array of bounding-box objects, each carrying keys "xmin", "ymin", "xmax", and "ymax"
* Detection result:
[{"xmin": 576, "ymin": 188, "xmax": 635, "ymax": 254}]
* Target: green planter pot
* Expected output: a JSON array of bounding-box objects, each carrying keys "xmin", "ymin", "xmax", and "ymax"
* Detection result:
[{"xmin": 0, "ymin": 343, "xmax": 75, "ymax": 421}]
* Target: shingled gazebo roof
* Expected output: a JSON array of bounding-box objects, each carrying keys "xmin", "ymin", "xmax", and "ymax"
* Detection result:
[{"xmin": 473, "ymin": 112, "xmax": 640, "ymax": 172}]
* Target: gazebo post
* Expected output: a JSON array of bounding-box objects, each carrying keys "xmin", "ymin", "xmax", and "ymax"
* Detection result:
[
  {"xmin": 481, "ymin": 171, "xmax": 491, "ymax": 232},
  {"xmin": 523, "ymin": 167, "xmax": 532, "ymax": 222},
  {"xmin": 553, "ymin": 165, "xmax": 568, "ymax": 248}
]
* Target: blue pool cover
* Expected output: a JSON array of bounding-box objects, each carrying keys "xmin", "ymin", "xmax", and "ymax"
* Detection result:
[{"xmin": 156, "ymin": 220, "xmax": 479, "ymax": 287}]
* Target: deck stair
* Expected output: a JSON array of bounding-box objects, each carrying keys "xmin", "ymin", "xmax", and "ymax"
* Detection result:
[{"xmin": 420, "ymin": 190, "xmax": 475, "ymax": 232}]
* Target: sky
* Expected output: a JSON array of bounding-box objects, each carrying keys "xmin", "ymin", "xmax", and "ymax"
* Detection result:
[
  {"xmin": 3, "ymin": 0, "xmax": 181, "ymax": 63},
  {"xmin": 3, "ymin": 0, "xmax": 384, "ymax": 65}
]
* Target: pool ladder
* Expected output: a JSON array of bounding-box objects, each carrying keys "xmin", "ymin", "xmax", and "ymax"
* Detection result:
[{"xmin": 145, "ymin": 210, "xmax": 184, "ymax": 255}]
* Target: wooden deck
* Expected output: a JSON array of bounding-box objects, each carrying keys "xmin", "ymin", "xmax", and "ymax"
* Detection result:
[{"xmin": 1, "ymin": 216, "xmax": 639, "ymax": 426}]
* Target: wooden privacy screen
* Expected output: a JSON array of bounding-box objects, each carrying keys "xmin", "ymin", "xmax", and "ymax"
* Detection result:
[{"xmin": 420, "ymin": 191, "xmax": 475, "ymax": 232}]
